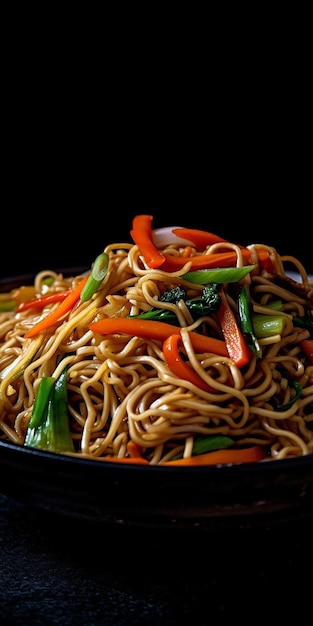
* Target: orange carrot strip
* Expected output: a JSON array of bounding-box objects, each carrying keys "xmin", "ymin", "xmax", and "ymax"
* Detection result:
[
  {"xmin": 18, "ymin": 290, "xmax": 71, "ymax": 312},
  {"xmin": 172, "ymin": 227, "xmax": 231, "ymax": 250},
  {"xmin": 215, "ymin": 288, "xmax": 251, "ymax": 368},
  {"xmin": 162, "ymin": 445, "xmax": 266, "ymax": 466},
  {"xmin": 129, "ymin": 216, "xmax": 274, "ymax": 273},
  {"xmin": 126, "ymin": 440, "xmax": 145, "ymax": 458},
  {"xmin": 255, "ymin": 249, "xmax": 276, "ymax": 272},
  {"xmin": 160, "ymin": 249, "xmax": 254, "ymax": 272},
  {"xmin": 172, "ymin": 228, "xmax": 276, "ymax": 272},
  {"xmin": 89, "ymin": 317, "xmax": 229, "ymax": 357},
  {"xmin": 130, "ymin": 214, "xmax": 166, "ymax": 269},
  {"xmin": 300, "ymin": 339, "xmax": 313, "ymax": 364},
  {"xmin": 24, "ymin": 275, "xmax": 89, "ymax": 338},
  {"xmin": 181, "ymin": 245, "xmax": 194, "ymax": 257},
  {"xmin": 163, "ymin": 334, "xmax": 212, "ymax": 391}
]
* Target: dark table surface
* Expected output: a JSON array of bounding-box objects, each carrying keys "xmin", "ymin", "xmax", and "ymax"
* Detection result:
[{"xmin": 1, "ymin": 490, "xmax": 312, "ymax": 625}]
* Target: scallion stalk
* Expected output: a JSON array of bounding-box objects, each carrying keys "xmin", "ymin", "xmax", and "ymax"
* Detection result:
[
  {"xmin": 181, "ymin": 265, "xmax": 257, "ymax": 284},
  {"xmin": 80, "ymin": 252, "xmax": 109, "ymax": 302},
  {"xmin": 24, "ymin": 368, "xmax": 74, "ymax": 453}
]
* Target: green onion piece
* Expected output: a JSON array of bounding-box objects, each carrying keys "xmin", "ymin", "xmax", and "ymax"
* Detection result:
[
  {"xmin": 252, "ymin": 313, "xmax": 285, "ymax": 338},
  {"xmin": 80, "ymin": 252, "xmax": 109, "ymax": 302},
  {"xmin": 192, "ymin": 434, "xmax": 234, "ymax": 455},
  {"xmin": 43, "ymin": 277, "xmax": 55, "ymax": 287},
  {"xmin": 0, "ymin": 300, "xmax": 16, "ymax": 312},
  {"xmin": 181, "ymin": 265, "xmax": 257, "ymax": 284},
  {"xmin": 265, "ymin": 300, "xmax": 283, "ymax": 311},
  {"xmin": 171, "ymin": 435, "xmax": 234, "ymax": 460},
  {"xmin": 24, "ymin": 369, "xmax": 74, "ymax": 453},
  {"xmin": 48, "ymin": 368, "xmax": 75, "ymax": 452},
  {"xmin": 25, "ymin": 377, "xmax": 55, "ymax": 432},
  {"xmin": 25, "ymin": 397, "xmax": 53, "ymax": 450},
  {"xmin": 238, "ymin": 285, "xmax": 262, "ymax": 358}
]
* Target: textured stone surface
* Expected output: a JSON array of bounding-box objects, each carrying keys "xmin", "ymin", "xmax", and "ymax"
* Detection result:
[{"xmin": 1, "ymin": 493, "xmax": 312, "ymax": 625}]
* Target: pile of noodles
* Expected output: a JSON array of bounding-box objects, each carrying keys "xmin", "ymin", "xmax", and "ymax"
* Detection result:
[{"xmin": 0, "ymin": 223, "xmax": 313, "ymax": 465}]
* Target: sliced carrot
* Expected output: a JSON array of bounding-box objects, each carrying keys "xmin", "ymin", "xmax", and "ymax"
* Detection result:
[
  {"xmin": 172, "ymin": 228, "xmax": 276, "ymax": 272},
  {"xmin": 215, "ymin": 288, "xmax": 251, "ymax": 368},
  {"xmin": 126, "ymin": 440, "xmax": 145, "ymax": 458},
  {"xmin": 300, "ymin": 339, "xmax": 313, "ymax": 364},
  {"xmin": 129, "ymin": 215, "xmax": 275, "ymax": 273},
  {"xmin": 181, "ymin": 245, "xmax": 194, "ymax": 257},
  {"xmin": 163, "ymin": 334, "xmax": 212, "ymax": 391},
  {"xmin": 160, "ymin": 249, "xmax": 254, "ymax": 272},
  {"xmin": 130, "ymin": 214, "xmax": 166, "ymax": 269},
  {"xmin": 129, "ymin": 215, "xmax": 275, "ymax": 274},
  {"xmin": 25, "ymin": 275, "xmax": 89, "ymax": 338},
  {"xmin": 89, "ymin": 317, "xmax": 229, "ymax": 357},
  {"xmin": 18, "ymin": 290, "xmax": 71, "ymax": 312},
  {"xmin": 255, "ymin": 249, "xmax": 276, "ymax": 273},
  {"xmin": 102, "ymin": 445, "xmax": 266, "ymax": 466},
  {"xmin": 161, "ymin": 445, "xmax": 266, "ymax": 466},
  {"xmin": 172, "ymin": 227, "xmax": 232, "ymax": 250}
]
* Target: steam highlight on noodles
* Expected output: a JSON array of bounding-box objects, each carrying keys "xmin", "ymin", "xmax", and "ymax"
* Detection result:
[{"xmin": 0, "ymin": 215, "xmax": 313, "ymax": 466}]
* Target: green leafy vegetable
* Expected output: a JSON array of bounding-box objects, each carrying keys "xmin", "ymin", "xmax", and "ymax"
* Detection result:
[
  {"xmin": 129, "ymin": 284, "xmax": 221, "ymax": 323},
  {"xmin": 251, "ymin": 313, "xmax": 286, "ymax": 338},
  {"xmin": 275, "ymin": 381, "xmax": 302, "ymax": 412},
  {"xmin": 293, "ymin": 310, "xmax": 313, "ymax": 333},
  {"xmin": 159, "ymin": 286, "xmax": 186, "ymax": 303},
  {"xmin": 188, "ymin": 285, "xmax": 221, "ymax": 314},
  {"xmin": 24, "ymin": 368, "xmax": 74, "ymax": 453}
]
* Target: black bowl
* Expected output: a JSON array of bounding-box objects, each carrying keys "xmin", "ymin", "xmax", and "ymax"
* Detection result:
[
  {"xmin": 1, "ymin": 438, "xmax": 313, "ymax": 530},
  {"xmin": 1, "ymin": 271, "xmax": 313, "ymax": 531}
]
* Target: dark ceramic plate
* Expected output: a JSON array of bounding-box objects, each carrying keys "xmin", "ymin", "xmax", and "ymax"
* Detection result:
[{"xmin": 1, "ymin": 271, "xmax": 313, "ymax": 531}]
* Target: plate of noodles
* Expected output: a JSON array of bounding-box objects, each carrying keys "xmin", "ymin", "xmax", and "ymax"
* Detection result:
[{"xmin": 0, "ymin": 215, "xmax": 313, "ymax": 530}]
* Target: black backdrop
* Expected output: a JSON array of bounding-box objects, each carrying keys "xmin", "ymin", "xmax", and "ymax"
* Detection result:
[{"xmin": 1, "ymin": 152, "xmax": 311, "ymax": 278}]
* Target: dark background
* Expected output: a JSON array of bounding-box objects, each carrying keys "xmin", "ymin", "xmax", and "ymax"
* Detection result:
[
  {"xmin": 1, "ymin": 155, "xmax": 311, "ymax": 280},
  {"xmin": 1, "ymin": 8, "xmax": 311, "ymax": 278},
  {"xmin": 1, "ymin": 46, "xmax": 311, "ymax": 280}
]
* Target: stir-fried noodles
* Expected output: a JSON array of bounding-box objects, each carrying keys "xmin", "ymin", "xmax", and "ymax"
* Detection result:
[{"xmin": 0, "ymin": 215, "xmax": 313, "ymax": 466}]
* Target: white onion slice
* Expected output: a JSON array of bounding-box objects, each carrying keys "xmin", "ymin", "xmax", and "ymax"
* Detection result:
[
  {"xmin": 152, "ymin": 226, "xmax": 194, "ymax": 247},
  {"xmin": 286, "ymin": 271, "xmax": 313, "ymax": 282}
]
